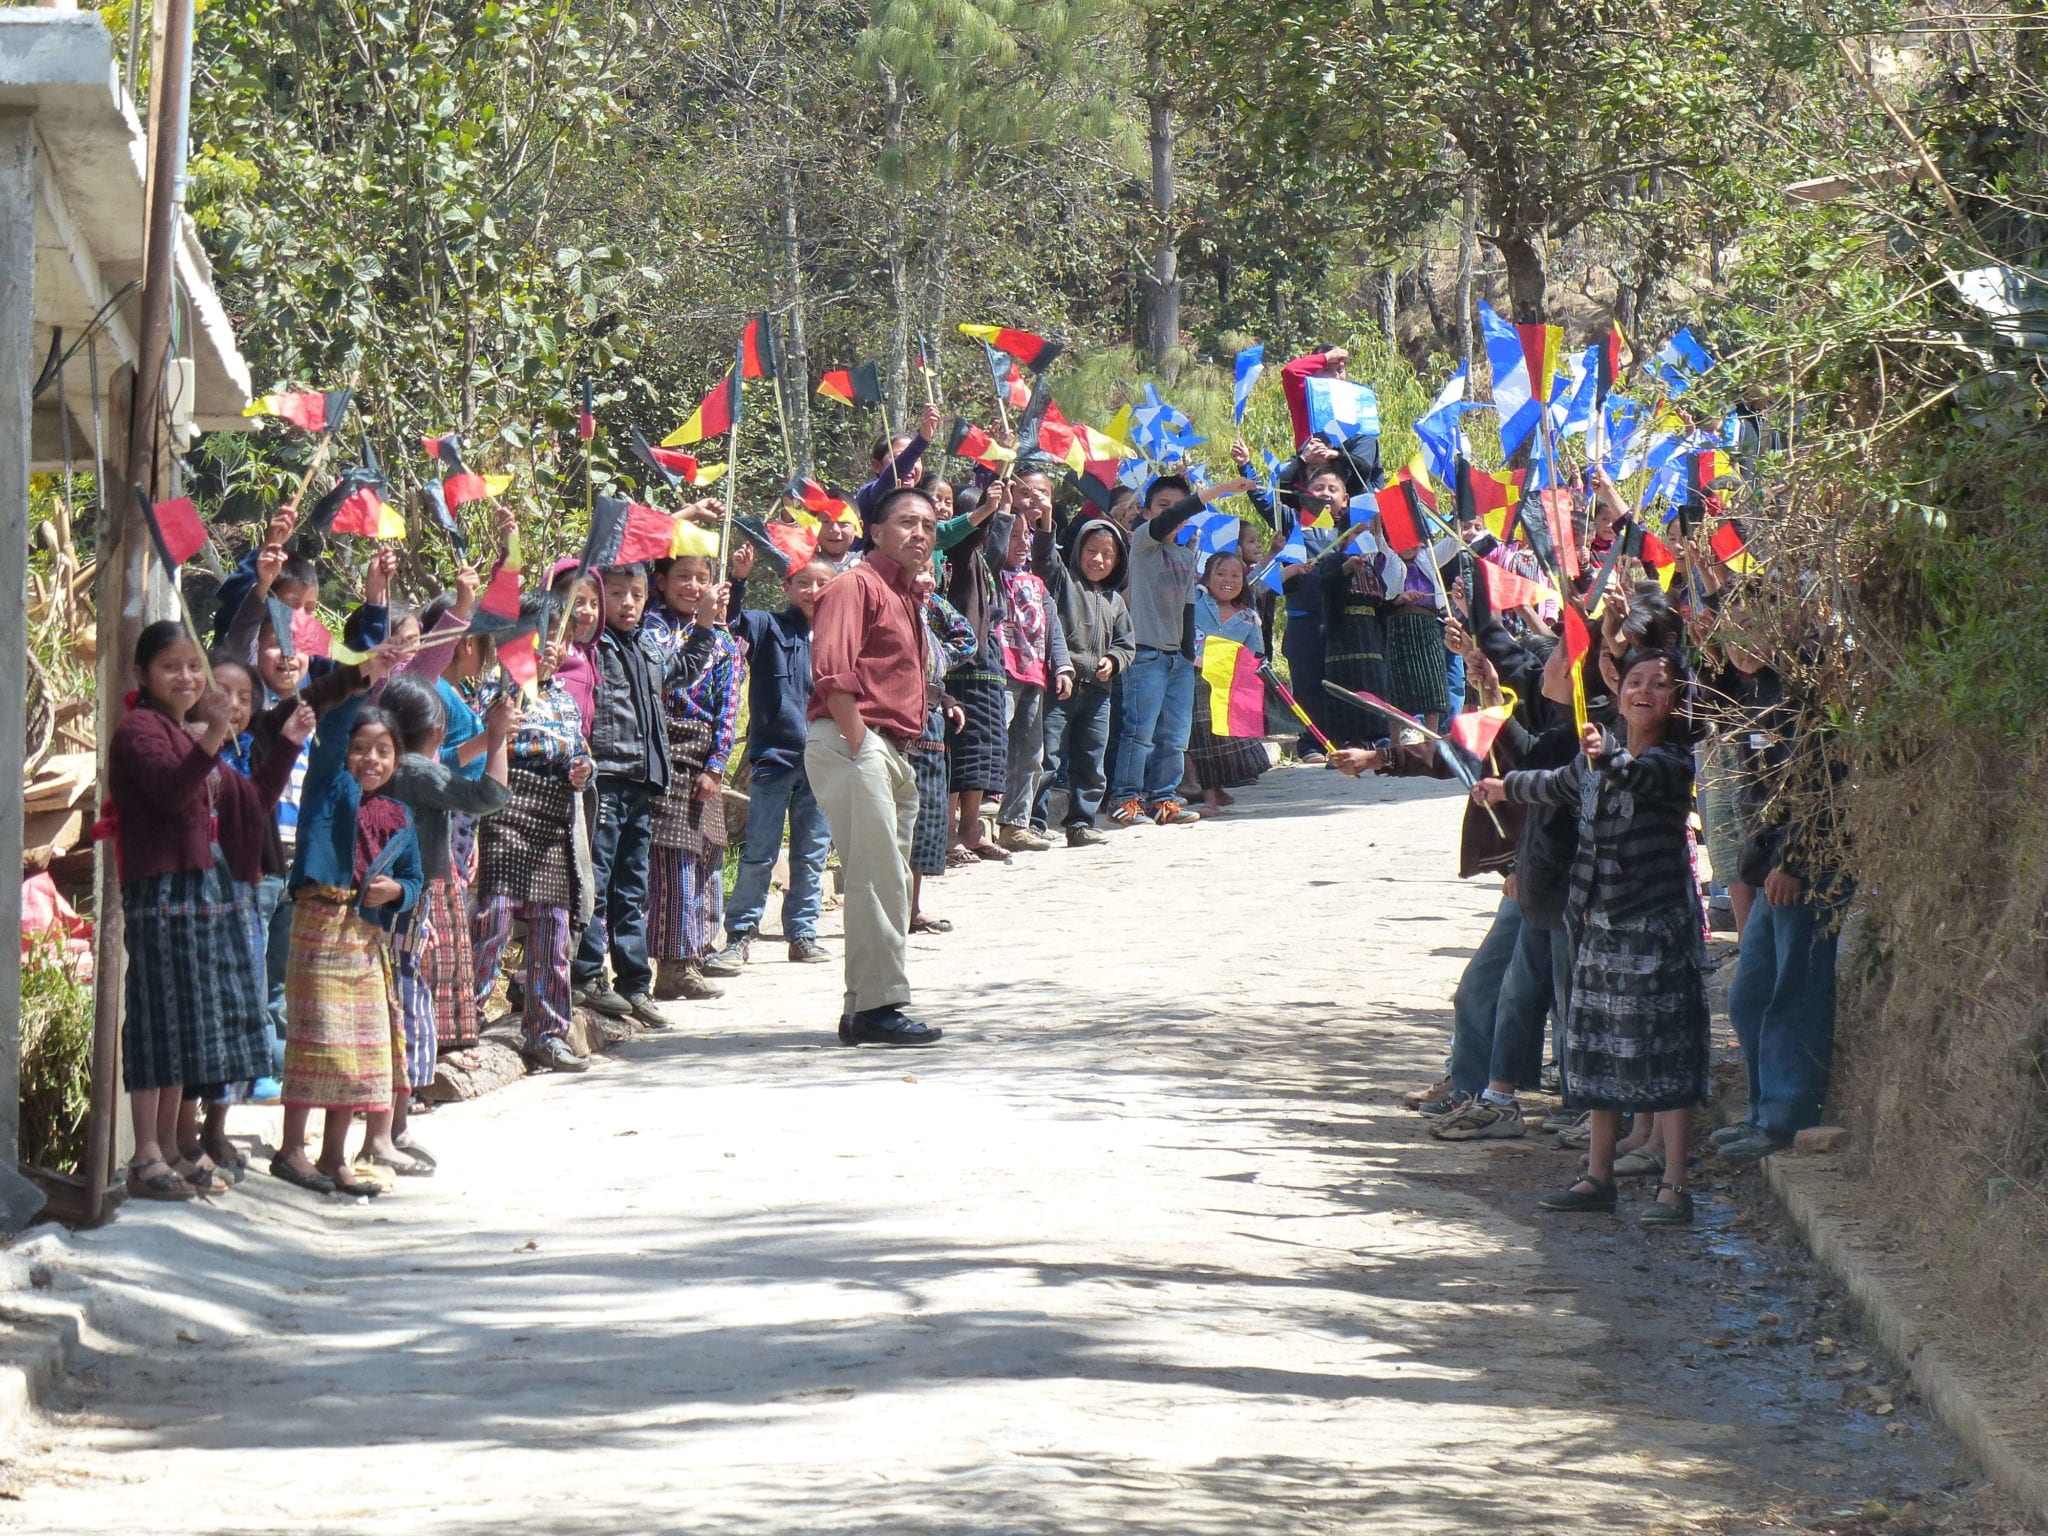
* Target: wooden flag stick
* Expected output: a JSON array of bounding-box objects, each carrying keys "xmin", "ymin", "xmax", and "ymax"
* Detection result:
[
  {"xmin": 721, "ymin": 368, "xmax": 742, "ymax": 569},
  {"xmin": 768, "ymin": 373, "xmax": 798, "ymax": 482}
]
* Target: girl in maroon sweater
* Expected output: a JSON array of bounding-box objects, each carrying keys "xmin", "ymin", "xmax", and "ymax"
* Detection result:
[{"xmin": 108, "ymin": 623, "xmax": 304, "ymax": 1200}]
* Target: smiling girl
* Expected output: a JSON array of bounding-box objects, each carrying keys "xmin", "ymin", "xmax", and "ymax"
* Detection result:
[{"xmin": 1474, "ymin": 647, "xmax": 1707, "ymax": 1226}]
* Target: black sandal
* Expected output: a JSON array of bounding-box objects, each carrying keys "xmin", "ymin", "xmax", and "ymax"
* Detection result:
[
  {"xmin": 1640, "ymin": 1181, "xmax": 1694, "ymax": 1227},
  {"xmin": 268, "ymin": 1154, "xmax": 336, "ymax": 1195},
  {"xmin": 910, "ymin": 915, "xmax": 953, "ymax": 934},
  {"xmin": 1539, "ymin": 1175, "xmax": 1618, "ymax": 1213}
]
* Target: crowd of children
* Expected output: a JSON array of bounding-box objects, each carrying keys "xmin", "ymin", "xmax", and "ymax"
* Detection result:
[{"xmin": 104, "ymin": 350, "xmax": 1837, "ymax": 1220}]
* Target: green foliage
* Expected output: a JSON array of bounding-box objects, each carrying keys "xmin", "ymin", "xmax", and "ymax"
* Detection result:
[{"xmin": 19, "ymin": 937, "xmax": 93, "ymax": 1176}]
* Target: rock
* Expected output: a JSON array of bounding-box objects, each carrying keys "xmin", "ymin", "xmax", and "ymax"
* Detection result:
[{"xmin": 1795, "ymin": 1125, "xmax": 1850, "ymax": 1153}]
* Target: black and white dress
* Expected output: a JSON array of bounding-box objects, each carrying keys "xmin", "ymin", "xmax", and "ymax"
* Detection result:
[{"xmin": 1504, "ymin": 737, "xmax": 1707, "ymax": 1112}]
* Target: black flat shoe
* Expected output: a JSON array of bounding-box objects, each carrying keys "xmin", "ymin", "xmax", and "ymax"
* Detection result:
[
  {"xmin": 837, "ymin": 1014, "xmax": 856, "ymax": 1047},
  {"xmin": 846, "ymin": 1007, "xmax": 944, "ymax": 1048},
  {"xmin": 1640, "ymin": 1181, "xmax": 1695, "ymax": 1227},
  {"xmin": 268, "ymin": 1155, "xmax": 335, "ymax": 1195},
  {"xmin": 1538, "ymin": 1176, "xmax": 1617, "ymax": 1213}
]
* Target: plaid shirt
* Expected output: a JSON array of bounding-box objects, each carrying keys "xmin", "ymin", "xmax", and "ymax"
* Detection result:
[{"xmin": 644, "ymin": 604, "xmax": 742, "ymax": 777}]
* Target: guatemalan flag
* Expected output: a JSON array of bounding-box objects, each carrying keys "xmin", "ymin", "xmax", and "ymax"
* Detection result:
[
  {"xmin": 1232, "ymin": 344, "xmax": 1265, "ymax": 424},
  {"xmin": 1480, "ymin": 300, "xmax": 1562, "ymax": 461}
]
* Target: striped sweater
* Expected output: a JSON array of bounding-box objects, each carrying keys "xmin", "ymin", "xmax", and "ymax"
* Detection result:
[{"xmin": 1503, "ymin": 735, "xmax": 1698, "ymax": 930}]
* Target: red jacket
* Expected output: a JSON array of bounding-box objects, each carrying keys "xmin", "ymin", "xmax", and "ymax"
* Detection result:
[
  {"xmin": 1280, "ymin": 350, "xmax": 1335, "ymax": 448},
  {"xmin": 108, "ymin": 704, "xmax": 295, "ymax": 886}
]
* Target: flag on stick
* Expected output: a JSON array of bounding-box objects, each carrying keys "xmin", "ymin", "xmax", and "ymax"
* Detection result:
[
  {"xmin": 665, "ymin": 370, "xmax": 740, "ymax": 446},
  {"xmin": 944, "ymin": 418, "xmax": 1014, "ymax": 465},
  {"xmin": 849, "ymin": 362, "xmax": 884, "ymax": 410},
  {"xmin": 313, "ymin": 465, "xmax": 404, "ymax": 539},
  {"xmin": 576, "ymin": 379, "xmax": 597, "ymax": 441},
  {"xmin": 1232, "ymin": 345, "xmax": 1265, "ymax": 424},
  {"xmin": 739, "ymin": 313, "xmax": 780, "ymax": 381},
  {"xmin": 244, "ymin": 388, "xmax": 352, "ymax": 434},
  {"xmin": 957, "ymin": 324, "xmax": 1061, "ymax": 372},
  {"xmin": 816, "ymin": 369, "xmax": 856, "ymax": 407},
  {"xmin": 135, "ymin": 486, "xmax": 208, "ymax": 569},
  {"xmin": 1480, "ymin": 301, "xmax": 1563, "ymax": 459},
  {"xmin": 584, "ymin": 495, "xmax": 677, "ymax": 568},
  {"xmin": 1201, "ymin": 635, "xmax": 1268, "ymax": 737}
]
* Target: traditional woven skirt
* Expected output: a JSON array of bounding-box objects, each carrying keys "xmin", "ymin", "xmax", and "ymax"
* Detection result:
[
  {"xmin": 1384, "ymin": 608, "xmax": 1450, "ymax": 717},
  {"xmin": 1184, "ymin": 696, "xmax": 1271, "ymax": 792},
  {"xmin": 909, "ymin": 705, "xmax": 951, "ymax": 877},
  {"xmin": 420, "ymin": 877, "xmax": 480, "ymax": 1052},
  {"xmin": 945, "ymin": 667, "xmax": 1007, "ymax": 794},
  {"xmin": 121, "ymin": 860, "xmax": 270, "ymax": 1092},
  {"xmin": 282, "ymin": 890, "xmax": 399, "ymax": 1113},
  {"xmin": 475, "ymin": 767, "xmax": 579, "ymax": 913},
  {"xmin": 392, "ymin": 909, "xmax": 436, "ymax": 1091},
  {"xmin": 1563, "ymin": 904, "xmax": 1710, "ymax": 1113},
  {"xmin": 1323, "ymin": 605, "xmax": 1391, "ymax": 745},
  {"xmin": 649, "ymin": 716, "xmax": 729, "ymax": 961}
]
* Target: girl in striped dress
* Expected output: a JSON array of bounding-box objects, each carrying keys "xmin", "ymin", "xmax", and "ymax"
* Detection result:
[
  {"xmin": 1475, "ymin": 647, "xmax": 1706, "ymax": 1227},
  {"xmin": 109, "ymin": 623, "xmax": 305, "ymax": 1200},
  {"xmin": 643, "ymin": 554, "xmax": 739, "ymax": 1003},
  {"xmin": 275, "ymin": 685, "xmax": 424, "ymax": 1199},
  {"xmin": 1184, "ymin": 551, "xmax": 1272, "ymax": 813}
]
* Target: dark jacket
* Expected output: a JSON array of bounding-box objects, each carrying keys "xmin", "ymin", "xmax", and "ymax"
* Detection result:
[
  {"xmin": 390, "ymin": 755, "xmax": 511, "ymax": 882},
  {"xmin": 732, "ymin": 605, "xmax": 814, "ymax": 775},
  {"xmin": 1734, "ymin": 671, "xmax": 1849, "ymax": 898},
  {"xmin": 1508, "ymin": 722, "xmax": 1583, "ymax": 931},
  {"xmin": 589, "ymin": 621, "xmax": 714, "ymax": 787},
  {"xmin": 1035, "ymin": 518, "xmax": 1134, "ymax": 683}
]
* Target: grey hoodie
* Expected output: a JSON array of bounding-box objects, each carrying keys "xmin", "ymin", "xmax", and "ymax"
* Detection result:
[{"xmin": 1033, "ymin": 519, "xmax": 1135, "ymax": 683}]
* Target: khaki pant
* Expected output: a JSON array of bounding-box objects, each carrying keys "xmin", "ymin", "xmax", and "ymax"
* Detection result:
[{"xmin": 804, "ymin": 718, "xmax": 918, "ymax": 1018}]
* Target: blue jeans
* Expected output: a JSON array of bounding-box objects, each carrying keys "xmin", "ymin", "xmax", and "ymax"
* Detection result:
[
  {"xmin": 1111, "ymin": 647, "xmax": 1196, "ymax": 807},
  {"xmin": 1546, "ymin": 925, "xmax": 1573, "ymax": 1103},
  {"xmin": 1451, "ymin": 897, "xmax": 1553, "ymax": 1094},
  {"xmin": 258, "ymin": 874, "xmax": 291, "ymax": 1075},
  {"xmin": 725, "ymin": 761, "xmax": 831, "ymax": 944},
  {"xmin": 574, "ymin": 776, "xmax": 657, "ymax": 997},
  {"xmin": 1034, "ymin": 681, "xmax": 1113, "ymax": 830},
  {"xmin": 1729, "ymin": 896, "xmax": 1840, "ymax": 1136},
  {"xmin": 1280, "ymin": 603, "xmax": 1328, "ymax": 753}
]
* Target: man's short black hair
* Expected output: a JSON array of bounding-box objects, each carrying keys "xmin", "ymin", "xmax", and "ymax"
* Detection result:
[
  {"xmin": 1144, "ymin": 473, "xmax": 1191, "ymax": 505},
  {"xmin": 600, "ymin": 561, "xmax": 650, "ymax": 582},
  {"xmin": 278, "ymin": 557, "xmax": 318, "ymax": 589},
  {"xmin": 873, "ymin": 486, "xmax": 937, "ymax": 524}
]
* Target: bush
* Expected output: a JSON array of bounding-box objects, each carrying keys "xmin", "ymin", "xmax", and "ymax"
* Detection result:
[{"xmin": 19, "ymin": 934, "xmax": 93, "ymax": 1175}]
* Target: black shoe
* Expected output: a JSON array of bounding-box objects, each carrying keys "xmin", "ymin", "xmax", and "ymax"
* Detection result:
[
  {"xmin": 624, "ymin": 993, "xmax": 671, "ymax": 1029},
  {"xmin": 268, "ymin": 1154, "xmax": 334, "ymax": 1195},
  {"xmin": 525, "ymin": 1039, "xmax": 590, "ymax": 1074},
  {"xmin": 578, "ymin": 986, "xmax": 631, "ymax": 1018},
  {"xmin": 845, "ymin": 1006, "xmax": 944, "ymax": 1047},
  {"xmin": 1640, "ymin": 1181, "xmax": 1695, "ymax": 1227},
  {"xmin": 788, "ymin": 938, "xmax": 830, "ymax": 964},
  {"xmin": 1538, "ymin": 1176, "xmax": 1618, "ymax": 1213},
  {"xmin": 837, "ymin": 1013, "xmax": 855, "ymax": 1047},
  {"xmin": 1065, "ymin": 825, "xmax": 1108, "ymax": 847}
]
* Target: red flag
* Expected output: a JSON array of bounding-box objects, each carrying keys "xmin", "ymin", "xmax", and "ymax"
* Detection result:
[
  {"xmin": 479, "ymin": 564, "xmax": 522, "ymax": 620},
  {"xmin": 739, "ymin": 313, "xmax": 779, "ymax": 381},
  {"xmin": 816, "ymin": 369, "xmax": 855, "ymax": 407},
  {"xmin": 1374, "ymin": 472, "xmax": 1436, "ymax": 557},
  {"xmin": 327, "ymin": 482, "xmax": 404, "ymax": 539},
  {"xmin": 664, "ymin": 371, "xmax": 739, "ymax": 446},
  {"xmin": 1709, "ymin": 520, "xmax": 1754, "ymax": 570},
  {"xmin": 443, "ymin": 471, "xmax": 489, "ymax": 511},
  {"xmin": 1478, "ymin": 557, "xmax": 1556, "ymax": 613},
  {"xmin": 497, "ymin": 630, "xmax": 540, "ymax": 697},
  {"xmin": 577, "ymin": 380, "xmax": 596, "ymax": 441},
  {"xmin": 957, "ymin": 323, "xmax": 1062, "ymax": 372},
  {"xmin": 765, "ymin": 521, "xmax": 819, "ymax": 571},
  {"xmin": 1562, "ymin": 602, "xmax": 1594, "ymax": 663},
  {"xmin": 1541, "ymin": 488, "xmax": 1581, "ymax": 582},
  {"xmin": 139, "ymin": 491, "xmax": 208, "ymax": 568},
  {"xmin": 1447, "ymin": 705, "xmax": 1512, "ymax": 761}
]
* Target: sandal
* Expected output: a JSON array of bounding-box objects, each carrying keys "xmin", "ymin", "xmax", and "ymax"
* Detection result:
[
  {"xmin": 358, "ymin": 1150, "xmax": 435, "ymax": 1178},
  {"xmin": 910, "ymin": 915, "xmax": 953, "ymax": 934},
  {"xmin": 174, "ymin": 1159, "xmax": 231, "ymax": 1197},
  {"xmin": 392, "ymin": 1135, "xmax": 438, "ymax": 1170},
  {"xmin": 945, "ymin": 846, "xmax": 978, "ymax": 869},
  {"xmin": 321, "ymin": 1168, "xmax": 382, "ymax": 1200},
  {"xmin": 1640, "ymin": 1181, "xmax": 1695, "ymax": 1227},
  {"xmin": 200, "ymin": 1135, "xmax": 249, "ymax": 1178},
  {"xmin": 126, "ymin": 1157, "xmax": 198, "ymax": 1202},
  {"xmin": 1612, "ymin": 1147, "xmax": 1665, "ymax": 1179},
  {"xmin": 268, "ymin": 1154, "xmax": 336, "ymax": 1195},
  {"xmin": 969, "ymin": 841, "xmax": 1012, "ymax": 863},
  {"xmin": 1538, "ymin": 1175, "xmax": 1618, "ymax": 1213}
]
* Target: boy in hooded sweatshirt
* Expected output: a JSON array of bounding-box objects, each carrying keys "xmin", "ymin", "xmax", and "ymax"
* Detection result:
[{"xmin": 1031, "ymin": 506, "xmax": 1135, "ymax": 846}]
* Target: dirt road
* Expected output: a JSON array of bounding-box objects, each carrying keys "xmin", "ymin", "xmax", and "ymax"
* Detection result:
[{"xmin": 5, "ymin": 766, "xmax": 1975, "ymax": 1533}]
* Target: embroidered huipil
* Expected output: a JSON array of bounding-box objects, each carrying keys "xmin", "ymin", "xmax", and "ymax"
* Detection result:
[
  {"xmin": 645, "ymin": 604, "xmax": 742, "ymax": 777},
  {"xmin": 477, "ymin": 675, "xmax": 592, "ymax": 780}
]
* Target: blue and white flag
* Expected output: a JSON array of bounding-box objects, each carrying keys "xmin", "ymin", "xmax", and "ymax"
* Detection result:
[
  {"xmin": 1305, "ymin": 376, "xmax": 1379, "ymax": 442},
  {"xmin": 1176, "ymin": 507, "xmax": 1239, "ymax": 554},
  {"xmin": 1652, "ymin": 328, "xmax": 1714, "ymax": 396},
  {"xmin": 1232, "ymin": 345, "xmax": 1265, "ymax": 424},
  {"xmin": 1554, "ymin": 346, "xmax": 1602, "ymax": 440},
  {"xmin": 1413, "ymin": 365, "xmax": 1473, "ymax": 485},
  {"xmin": 1480, "ymin": 301, "xmax": 1543, "ymax": 459}
]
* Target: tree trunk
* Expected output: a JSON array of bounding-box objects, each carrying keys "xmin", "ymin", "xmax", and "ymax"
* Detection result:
[
  {"xmin": 775, "ymin": 0, "xmax": 813, "ymax": 473},
  {"xmin": 1455, "ymin": 176, "xmax": 1478, "ymax": 373},
  {"xmin": 1374, "ymin": 268, "xmax": 1397, "ymax": 344},
  {"xmin": 880, "ymin": 77, "xmax": 911, "ymax": 431},
  {"xmin": 1497, "ymin": 234, "xmax": 1546, "ymax": 322},
  {"xmin": 1136, "ymin": 33, "xmax": 1179, "ymax": 373},
  {"xmin": 923, "ymin": 135, "xmax": 960, "ymax": 411}
]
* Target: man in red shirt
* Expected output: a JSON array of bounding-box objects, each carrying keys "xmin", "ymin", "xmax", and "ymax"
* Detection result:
[{"xmin": 805, "ymin": 487, "xmax": 944, "ymax": 1046}]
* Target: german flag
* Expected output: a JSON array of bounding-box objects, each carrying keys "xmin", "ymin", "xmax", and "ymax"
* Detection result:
[
  {"xmin": 1596, "ymin": 323, "xmax": 1629, "ymax": 400},
  {"xmin": 958, "ymin": 324, "xmax": 1062, "ymax": 373},
  {"xmin": 497, "ymin": 631, "xmax": 540, "ymax": 701},
  {"xmin": 816, "ymin": 369, "xmax": 856, "ymax": 407},
  {"xmin": 1079, "ymin": 460, "xmax": 1120, "ymax": 512},
  {"xmin": 134, "ymin": 486, "xmax": 209, "ymax": 570},
  {"xmin": 311, "ymin": 462, "xmax": 405, "ymax": 540},
  {"xmin": 944, "ymin": 418, "xmax": 1014, "ymax": 466},
  {"xmin": 584, "ymin": 495, "xmax": 677, "ymax": 567},
  {"xmin": 244, "ymin": 388, "xmax": 351, "ymax": 434},
  {"xmin": 1455, "ymin": 458, "xmax": 1524, "ymax": 540},
  {"xmin": 1477, "ymin": 557, "xmax": 1559, "ymax": 615},
  {"xmin": 986, "ymin": 347, "xmax": 1031, "ymax": 410},
  {"xmin": 576, "ymin": 379, "xmax": 597, "ymax": 441},
  {"xmin": 1709, "ymin": 519, "xmax": 1756, "ymax": 573},
  {"xmin": 1034, "ymin": 418, "xmax": 1086, "ymax": 473},
  {"xmin": 671, "ymin": 520, "xmax": 722, "ymax": 560},
  {"xmin": 784, "ymin": 477, "xmax": 853, "ymax": 524},
  {"xmin": 1373, "ymin": 471, "xmax": 1437, "ymax": 557},
  {"xmin": 663, "ymin": 369, "xmax": 740, "ymax": 446},
  {"xmin": 1619, "ymin": 520, "xmax": 1680, "ymax": 589},
  {"xmin": 478, "ymin": 564, "xmax": 522, "ymax": 621},
  {"xmin": 740, "ymin": 313, "xmax": 779, "ymax": 381}
]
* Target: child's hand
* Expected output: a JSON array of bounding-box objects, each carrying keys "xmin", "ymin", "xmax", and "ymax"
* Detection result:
[
  {"xmin": 1471, "ymin": 777, "xmax": 1508, "ymax": 807},
  {"xmin": 730, "ymin": 542, "xmax": 757, "ymax": 582},
  {"xmin": 266, "ymin": 507, "xmax": 298, "ymax": 547},
  {"xmin": 487, "ymin": 694, "xmax": 520, "ymax": 743},
  {"xmin": 255, "ymin": 544, "xmax": 287, "ymax": 596},
  {"xmin": 568, "ymin": 758, "xmax": 594, "ymax": 790},
  {"xmin": 696, "ymin": 581, "xmax": 730, "ymax": 625},
  {"xmin": 1054, "ymin": 672, "xmax": 1073, "ymax": 700},
  {"xmin": 920, "ymin": 401, "xmax": 942, "ymax": 445},
  {"xmin": 1329, "ymin": 747, "xmax": 1382, "ymax": 777},
  {"xmin": 364, "ymin": 545, "xmax": 399, "ymax": 606},
  {"xmin": 687, "ymin": 499, "xmax": 724, "ymax": 527},
  {"xmin": 192, "ymin": 687, "xmax": 235, "ymax": 736},
  {"xmin": 944, "ymin": 702, "xmax": 966, "ymax": 733},
  {"xmin": 1442, "ymin": 618, "xmax": 1472, "ymax": 657},
  {"xmin": 1231, "ymin": 435, "xmax": 1251, "ymax": 468},
  {"xmin": 541, "ymin": 639, "xmax": 566, "ymax": 676},
  {"xmin": 362, "ymin": 633, "xmax": 418, "ymax": 682},
  {"xmin": 495, "ymin": 503, "xmax": 518, "ymax": 550},
  {"xmin": 1580, "ymin": 722, "xmax": 1605, "ymax": 760},
  {"xmin": 364, "ymin": 875, "xmax": 402, "ymax": 908},
  {"xmin": 1206, "ymin": 476, "xmax": 1254, "ymax": 501},
  {"xmin": 1094, "ymin": 657, "xmax": 1114, "ymax": 682},
  {"xmin": 692, "ymin": 770, "xmax": 721, "ymax": 804},
  {"xmin": 281, "ymin": 701, "xmax": 317, "ymax": 745},
  {"xmin": 454, "ymin": 565, "xmax": 482, "ymax": 613}
]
